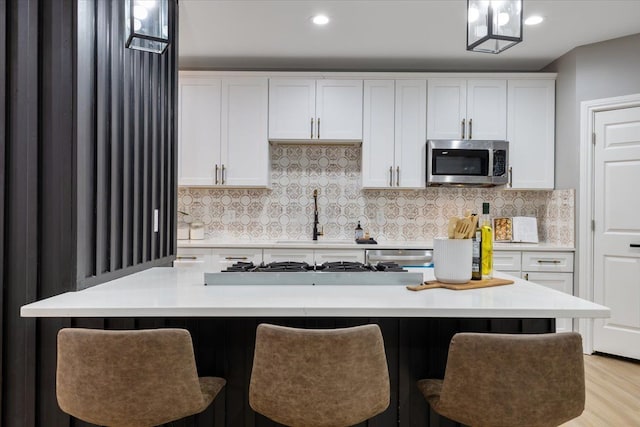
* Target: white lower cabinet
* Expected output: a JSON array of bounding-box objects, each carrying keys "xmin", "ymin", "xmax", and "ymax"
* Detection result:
[
  {"xmin": 173, "ymin": 248, "xmax": 215, "ymax": 268},
  {"xmin": 263, "ymin": 249, "xmax": 314, "ymax": 264},
  {"xmin": 495, "ymin": 250, "xmax": 575, "ymax": 333},
  {"xmin": 314, "ymin": 249, "xmax": 365, "ymax": 264},
  {"xmin": 211, "ymin": 248, "xmax": 263, "ymax": 271},
  {"xmin": 523, "ymin": 272, "xmax": 574, "ymax": 333}
]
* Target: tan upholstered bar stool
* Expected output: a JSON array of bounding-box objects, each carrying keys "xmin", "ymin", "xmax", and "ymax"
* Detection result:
[
  {"xmin": 56, "ymin": 328, "xmax": 226, "ymax": 426},
  {"xmin": 249, "ymin": 323, "xmax": 390, "ymax": 427},
  {"xmin": 417, "ymin": 332, "xmax": 585, "ymax": 427}
]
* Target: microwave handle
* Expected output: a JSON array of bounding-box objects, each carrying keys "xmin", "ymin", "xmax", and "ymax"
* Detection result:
[{"xmin": 461, "ymin": 119, "xmax": 465, "ymax": 139}]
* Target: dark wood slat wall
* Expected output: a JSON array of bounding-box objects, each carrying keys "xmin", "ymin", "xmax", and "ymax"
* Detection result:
[
  {"xmin": 76, "ymin": 0, "xmax": 177, "ymax": 289},
  {"xmin": 1, "ymin": 0, "xmax": 178, "ymax": 425}
]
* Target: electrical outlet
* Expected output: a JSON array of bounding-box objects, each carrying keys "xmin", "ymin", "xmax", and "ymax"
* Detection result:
[{"xmin": 153, "ymin": 209, "xmax": 159, "ymax": 233}]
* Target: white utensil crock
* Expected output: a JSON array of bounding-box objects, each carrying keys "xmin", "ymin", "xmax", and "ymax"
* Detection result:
[{"xmin": 433, "ymin": 238, "xmax": 472, "ymax": 284}]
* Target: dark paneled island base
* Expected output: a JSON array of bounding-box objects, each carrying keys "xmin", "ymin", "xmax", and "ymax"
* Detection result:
[{"xmin": 49, "ymin": 317, "xmax": 553, "ymax": 427}]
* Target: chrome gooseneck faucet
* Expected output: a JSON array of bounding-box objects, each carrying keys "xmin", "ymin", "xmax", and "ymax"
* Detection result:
[{"xmin": 312, "ymin": 189, "xmax": 323, "ymax": 240}]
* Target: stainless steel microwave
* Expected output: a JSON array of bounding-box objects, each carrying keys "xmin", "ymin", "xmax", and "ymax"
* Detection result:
[{"xmin": 426, "ymin": 139, "xmax": 509, "ymax": 187}]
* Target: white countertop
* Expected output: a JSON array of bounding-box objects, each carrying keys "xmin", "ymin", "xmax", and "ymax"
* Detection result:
[
  {"xmin": 177, "ymin": 239, "xmax": 574, "ymax": 252},
  {"xmin": 20, "ymin": 267, "xmax": 606, "ymax": 318}
]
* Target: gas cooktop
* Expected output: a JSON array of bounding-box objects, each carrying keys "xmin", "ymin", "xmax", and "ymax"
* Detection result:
[{"xmin": 204, "ymin": 261, "xmax": 424, "ymax": 286}]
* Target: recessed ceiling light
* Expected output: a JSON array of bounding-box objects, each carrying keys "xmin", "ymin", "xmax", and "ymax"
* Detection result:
[
  {"xmin": 525, "ymin": 15, "xmax": 544, "ymax": 25},
  {"xmin": 311, "ymin": 14, "xmax": 330, "ymax": 26}
]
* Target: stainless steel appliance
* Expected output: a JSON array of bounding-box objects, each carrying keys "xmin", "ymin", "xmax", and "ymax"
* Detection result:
[
  {"xmin": 426, "ymin": 139, "xmax": 508, "ymax": 187},
  {"xmin": 365, "ymin": 249, "xmax": 433, "ymax": 268},
  {"xmin": 204, "ymin": 261, "xmax": 424, "ymax": 286}
]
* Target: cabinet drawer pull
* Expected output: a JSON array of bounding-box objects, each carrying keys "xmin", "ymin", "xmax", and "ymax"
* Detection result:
[
  {"xmin": 461, "ymin": 118, "xmax": 465, "ymax": 139},
  {"xmin": 537, "ymin": 259, "xmax": 561, "ymax": 264},
  {"xmin": 508, "ymin": 166, "xmax": 513, "ymax": 188},
  {"xmin": 225, "ymin": 256, "xmax": 248, "ymax": 260},
  {"xmin": 317, "ymin": 117, "xmax": 320, "ymax": 139},
  {"xmin": 396, "ymin": 166, "xmax": 400, "ymax": 186},
  {"xmin": 631, "ymin": 244, "xmax": 640, "ymax": 248},
  {"xmin": 221, "ymin": 164, "xmax": 226, "ymax": 185},
  {"xmin": 310, "ymin": 117, "xmax": 314, "ymax": 138},
  {"xmin": 215, "ymin": 164, "xmax": 219, "ymax": 185},
  {"xmin": 389, "ymin": 166, "xmax": 393, "ymax": 187},
  {"xmin": 176, "ymin": 256, "xmax": 198, "ymax": 260},
  {"xmin": 524, "ymin": 273, "xmax": 529, "ymax": 280},
  {"xmin": 468, "ymin": 118, "xmax": 473, "ymax": 139}
]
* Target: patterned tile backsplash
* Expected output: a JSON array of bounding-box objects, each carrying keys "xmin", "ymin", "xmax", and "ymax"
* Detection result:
[{"xmin": 178, "ymin": 144, "xmax": 574, "ymax": 246}]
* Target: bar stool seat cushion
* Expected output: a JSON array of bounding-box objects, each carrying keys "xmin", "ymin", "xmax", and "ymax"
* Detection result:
[
  {"xmin": 417, "ymin": 332, "xmax": 585, "ymax": 427},
  {"xmin": 57, "ymin": 328, "xmax": 225, "ymax": 427}
]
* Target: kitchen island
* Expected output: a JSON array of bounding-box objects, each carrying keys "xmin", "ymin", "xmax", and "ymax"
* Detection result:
[{"xmin": 21, "ymin": 268, "xmax": 608, "ymax": 427}]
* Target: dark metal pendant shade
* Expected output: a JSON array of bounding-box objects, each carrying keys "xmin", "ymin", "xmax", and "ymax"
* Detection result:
[
  {"xmin": 467, "ymin": 0, "xmax": 523, "ymax": 54},
  {"xmin": 125, "ymin": 0, "xmax": 170, "ymax": 54}
]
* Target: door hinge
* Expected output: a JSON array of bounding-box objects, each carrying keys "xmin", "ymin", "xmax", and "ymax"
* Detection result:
[
  {"xmin": 591, "ymin": 219, "xmax": 595, "ymax": 231},
  {"xmin": 592, "ymin": 132, "xmax": 596, "ymax": 145}
]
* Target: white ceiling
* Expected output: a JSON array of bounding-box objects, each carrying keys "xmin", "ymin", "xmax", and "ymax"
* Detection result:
[{"xmin": 179, "ymin": 0, "xmax": 640, "ymax": 71}]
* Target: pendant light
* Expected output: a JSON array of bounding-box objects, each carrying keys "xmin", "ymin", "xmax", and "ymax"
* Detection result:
[
  {"xmin": 125, "ymin": 0, "xmax": 170, "ymax": 54},
  {"xmin": 467, "ymin": 0, "xmax": 523, "ymax": 54}
]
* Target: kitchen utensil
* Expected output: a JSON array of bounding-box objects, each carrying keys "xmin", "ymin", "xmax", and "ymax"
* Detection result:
[
  {"xmin": 447, "ymin": 217, "xmax": 459, "ymax": 239},
  {"xmin": 467, "ymin": 215, "xmax": 479, "ymax": 238},
  {"xmin": 454, "ymin": 218, "xmax": 472, "ymax": 239},
  {"xmin": 406, "ymin": 277, "xmax": 514, "ymax": 291}
]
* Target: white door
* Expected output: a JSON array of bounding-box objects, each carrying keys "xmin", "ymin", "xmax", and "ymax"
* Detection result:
[
  {"xmin": 268, "ymin": 78, "xmax": 316, "ymax": 140},
  {"xmin": 427, "ymin": 78, "xmax": 466, "ymax": 140},
  {"xmin": 466, "ymin": 79, "xmax": 507, "ymax": 140},
  {"xmin": 507, "ymin": 79, "xmax": 555, "ymax": 189},
  {"xmin": 394, "ymin": 79, "xmax": 427, "ymax": 188},
  {"xmin": 315, "ymin": 79, "xmax": 363, "ymax": 140},
  {"xmin": 220, "ymin": 77, "xmax": 269, "ymax": 187},
  {"xmin": 178, "ymin": 77, "xmax": 221, "ymax": 186},
  {"xmin": 362, "ymin": 80, "xmax": 396, "ymax": 188},
  {"xmin": 593, "ymin": 106, "xmax": 640, "ymax": 360}
]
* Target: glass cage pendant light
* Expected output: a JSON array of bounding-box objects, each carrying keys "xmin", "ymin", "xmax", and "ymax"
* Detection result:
[
  {"xmin": 125, "ymin": 0, "xmax": 170, "ymax": 54},
  {"xmin": 467, "ymin": 0, "xmax": 523, "ymax": 54}
]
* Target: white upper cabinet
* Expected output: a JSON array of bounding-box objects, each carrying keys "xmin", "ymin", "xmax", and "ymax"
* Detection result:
[
  {"xmin": 178, "ymin": 73, "xmax": 269, "ymax": 187},
  {"xmin": 221, "ymin": 78, "xmax": 269, "ymax": 187},
  {"xmin": 507, "ymin": 79, "xmax": 555, "ymax": 189},
  {"xmin": 178, "ymin": 76, "xmax": 221, "ymax": 186},
  {"xmin": 268, "ymin": 78, "xmax": 363, "ymax": 141},
  {"xmin": 427, "ymin": 78, "xmax": 506, "ymax": 140},
  {"xmin": 362, "ymin": 79, "xmax": 426, "ymax": 188}
]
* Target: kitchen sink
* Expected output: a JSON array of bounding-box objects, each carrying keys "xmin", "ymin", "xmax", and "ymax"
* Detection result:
[{"xmin": 275, "ymin": 239, "xmax": 354, "ymax": 245}]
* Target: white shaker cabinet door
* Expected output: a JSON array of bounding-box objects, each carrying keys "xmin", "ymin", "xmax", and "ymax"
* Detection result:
[
  {"xmin": 466, "ymin": 79, "xmax": 507, "ymax": 140},
  {"xmin": 315, "ymin": 79, "xmax": 363, "ymax": 140},
  {"xmin": 524, "ymin": 272, "xmax": 574, "ymax": 333},
  {"xmin": 178, "ymin": 78, "xmax": 221, "ymax": 186},
  {"xmin": 427, "ymin": 78, "xmax": 466, "ymax": 140},
  {"xmin": 394, "ymin": 79, "xmax": 427, "ymax": 188},
  {"xmin": 220, "ymin": 77, "xmax": 269, "ymax": 187},
  {"xmin": 268, "ymin": 78, "xmax": 316, "ymax": 140},
  {"xmin": 362, "ymin": 80, "xmax": 396, "ymax": 188},
  {"xmin": 507, "ymin": 79, "xmax": 555, "ymax": 189}
]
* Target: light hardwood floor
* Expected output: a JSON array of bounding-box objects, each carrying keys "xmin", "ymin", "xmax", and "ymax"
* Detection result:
[{"xmin": 561, "ymin": 354, "xmax": 640, "ymax": 426}]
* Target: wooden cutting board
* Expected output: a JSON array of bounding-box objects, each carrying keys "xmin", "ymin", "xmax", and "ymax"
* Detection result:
[{"xmin": 406, "ymin": 278, "xmax": 514, "ymax": 291}]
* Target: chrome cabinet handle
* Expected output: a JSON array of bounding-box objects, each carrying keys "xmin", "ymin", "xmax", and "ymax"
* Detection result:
[
  {"xmin": 630, "ymin": 244, "xmax": 640, "ymax": 248},
  {"xmin": 396, "ymin": 166, "xmax": 400, "ymax": 187},
  {"xmin": 215, "ymin": 164, "xmax": 219, "ymax": 185},
  {"xmin": 311, "ymin": 118, "xmax": 314, "ymax": 138},
  {"xmin": 317, "ymin": 117, "xmax": 320, "ymax": 139},
  {"xmin": 537, "ymin": 260, "xmax": 562, "ymax": 264},
  {"xmin": 468, "ymin": 118, "xmax": 473, "ymax": 139},
  {"xmin": 225, "ymin": 256, "xmax": 248, "ymax": 260},
  {"xmin": 508, "ymin": 166, "xmax": 513, "ymax": 188},
  {"xmin": 389, "ymin": 166, "xmax": 393, "ymax": 187},
  {"xmin": 221, "ymin": 164, "xmax": 226, "ymax": 185},
  {"xmin": 524, "ymin": 273, "xmax": 529, "ymax": 281},
  {"xmin": 176, "ymin": 256, "xmax": 198, "ymax": 260},
  {"xmin": 461, "ymin": 119, "xmax": 465, "ymax": 139}
]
